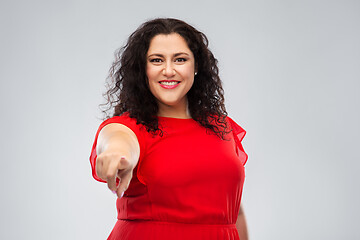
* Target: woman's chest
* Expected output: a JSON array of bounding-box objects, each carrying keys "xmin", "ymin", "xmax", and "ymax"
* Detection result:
[{"xmin": 138, "ymin": 126, "xmax": 243, "ymax": 187}]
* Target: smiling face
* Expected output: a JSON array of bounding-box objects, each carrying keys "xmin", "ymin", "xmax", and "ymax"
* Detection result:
[{"xmin": 146, "ymin": 33, "xmax": 196, "ymax": 117}]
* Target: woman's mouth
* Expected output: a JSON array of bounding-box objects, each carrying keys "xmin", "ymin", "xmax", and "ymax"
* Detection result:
[{"xmin": 159, "ymin": 80, "xmax": 180, "ymax": 89}]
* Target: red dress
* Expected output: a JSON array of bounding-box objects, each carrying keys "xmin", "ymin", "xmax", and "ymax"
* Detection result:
[{"xmin": 90, "ymin": 114, "xmax": 247, "ymax": 240}]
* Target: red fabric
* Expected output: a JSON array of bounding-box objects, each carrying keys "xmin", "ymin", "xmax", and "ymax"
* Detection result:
[{"xmin": 89, "ymin": 114, "xmax": 247, "ymax": 240}]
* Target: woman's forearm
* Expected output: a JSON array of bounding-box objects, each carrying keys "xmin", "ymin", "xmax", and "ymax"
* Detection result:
[
  {"xmin": 236, "ymin": 205, "xmax": 249, "ymax": 240},
  {"xmin": 96, "ymin": 123, "xmax": 140, "ymax": 167},
  {"xmin": 95, "ymin": 123, "xmax": 140, "ymax": 197}
]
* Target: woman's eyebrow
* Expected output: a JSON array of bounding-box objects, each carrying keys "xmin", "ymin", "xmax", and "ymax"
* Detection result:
[
  {"xmin": 147, "ymin": 52, "xmax": 190, "ymax": 58},
  {"xmin": 174, "ymin": 52, "xmax": 190, "ymax": 57},
  {"xmin": 147, "ymin": 53, "xmax": 163, "ymax": 58}
]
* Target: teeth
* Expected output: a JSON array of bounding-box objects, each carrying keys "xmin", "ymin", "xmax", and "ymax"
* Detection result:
[{"xmin": 160, "ymin": 81, "xmax": 179, "ymax": 86}]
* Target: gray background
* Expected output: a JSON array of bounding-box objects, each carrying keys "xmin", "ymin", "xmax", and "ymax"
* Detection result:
[{"xmin": 1, "ymin": 0, "xmax": 359, "ymax": 239}]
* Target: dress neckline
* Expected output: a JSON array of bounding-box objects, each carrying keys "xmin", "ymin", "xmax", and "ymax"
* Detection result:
[{"xmin": 157, "ymin": 116, "xmax": 193, "ymax": 120}]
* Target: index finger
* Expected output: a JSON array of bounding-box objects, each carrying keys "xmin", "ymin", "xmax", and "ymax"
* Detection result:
[{"xmin": 106, "ymin": 159, "xmax": 122, "ymax": 192}]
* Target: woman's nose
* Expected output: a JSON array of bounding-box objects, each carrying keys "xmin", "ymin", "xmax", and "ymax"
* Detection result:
[{"xmin": 162, "ymin": 62, "xmax": 176, "ymax": 77}]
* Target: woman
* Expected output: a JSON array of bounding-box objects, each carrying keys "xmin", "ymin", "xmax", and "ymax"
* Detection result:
[{"xmin": 90, "ymin": 18, "xmax": 249, "ymax": 240}]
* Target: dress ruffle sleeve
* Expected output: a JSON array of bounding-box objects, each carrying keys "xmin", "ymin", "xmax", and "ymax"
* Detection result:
[{"xmin": 227, "ymin": 117, "xmax": 248, "ymax": 166}]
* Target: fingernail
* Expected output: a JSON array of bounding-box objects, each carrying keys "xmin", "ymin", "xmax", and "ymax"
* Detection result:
[
  {"xmin": 111, "ymin": 190, "xmax": 116, "ymax": 194},
  {"xmin": 120, "ymin": 191, "xmax": 124, "ymax": 198}
]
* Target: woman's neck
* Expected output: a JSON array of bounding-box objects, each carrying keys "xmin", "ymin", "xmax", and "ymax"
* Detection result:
[{"xmin": 157, "ymin": 100, "xmax": 191, "ymax": 119}]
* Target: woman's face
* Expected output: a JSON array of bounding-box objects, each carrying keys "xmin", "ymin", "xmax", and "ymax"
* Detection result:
[{"xmin": 146, "ymin": 33, "xmax": 196, "ymax": 115}]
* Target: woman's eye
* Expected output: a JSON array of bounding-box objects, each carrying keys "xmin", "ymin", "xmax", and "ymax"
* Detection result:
[
  {"xmin": 150, "ymin": 58, "xmax": 162, "ymax": 63},
  {"xmin": 175, "ymin": 58, "xmax": 187, "ymax": 62}
]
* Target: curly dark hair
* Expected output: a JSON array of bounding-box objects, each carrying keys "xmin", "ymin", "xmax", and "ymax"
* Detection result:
[{"xmin": 101, "ymin": 18, "xmax": 230, "ymax": 139}]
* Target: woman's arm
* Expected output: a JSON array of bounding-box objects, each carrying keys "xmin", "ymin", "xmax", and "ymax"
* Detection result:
[
  {"xmin": 96, "ymin": 123, "xmax": 140, "ymax": 198},
  {"xmin": 236, "ymin": 204, "xmax": 249, "ymax": 240}
]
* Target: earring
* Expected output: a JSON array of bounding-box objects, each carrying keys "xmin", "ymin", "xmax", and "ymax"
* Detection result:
[{"xmin": 195, "ymin": 72, "xmax": 198, "ymax": 76}]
